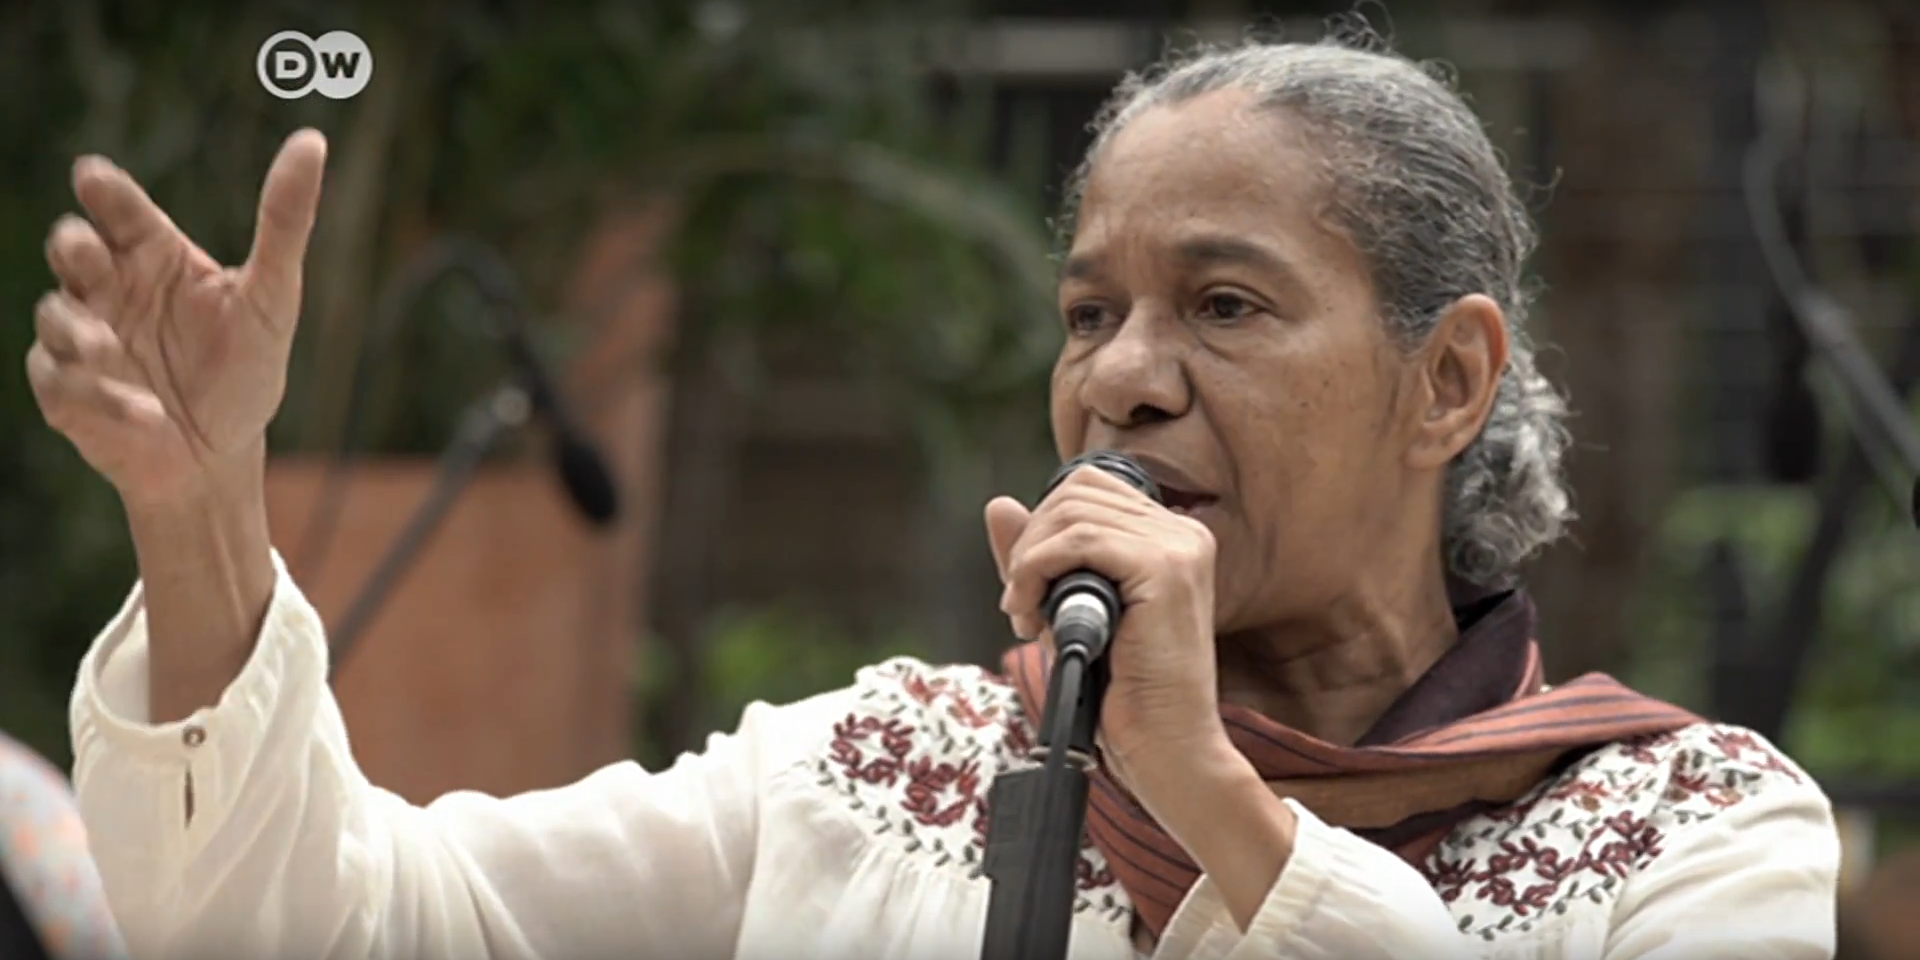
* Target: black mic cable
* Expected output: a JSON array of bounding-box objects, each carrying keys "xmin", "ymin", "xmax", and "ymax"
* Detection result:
[
  {"xmin": 327, "ymin": 383, "xmax": 531, "ymax": 670},
  {"xmin": 303, "ymin": 237, "xmax": 622, "ymax": 673},
  {"xmin": 1745, "ymin": 67, "xmax": 1920, "ymax": 526},
  {"xmin": 467, "ymin": 243, "xmax": 621, "ymax": 526},
  {"xmin": 978, "ymin": 450, "xmax": 1160, "ymax": 960},
  {"xmin": 293, "ymin": 236, "xmax": 620, "ymax": 586},
  {"xmin": 1735, "ymin": 57, "xmax": 1920, "ymax": 740}
]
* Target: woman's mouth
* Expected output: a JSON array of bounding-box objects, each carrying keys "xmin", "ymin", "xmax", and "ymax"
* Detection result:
[
  {"xmin": 1160, "ymin": 487, "xmax": 1218, "ymax": 516},
  {"xmin": 1111, "ymin": 452, "xmax": 1220, "ymax": 517}
]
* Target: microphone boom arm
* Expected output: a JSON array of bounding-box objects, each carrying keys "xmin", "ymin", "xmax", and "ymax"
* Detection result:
[
  {"xmin": 328, "ymin": 382, "xmax": 531, "ymax": 672},
  {"xmin": 1744, "ymin": 71, "xmax": 1920, "ymax": 525}
]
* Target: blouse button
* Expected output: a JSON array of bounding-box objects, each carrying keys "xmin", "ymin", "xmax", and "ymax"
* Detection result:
[{"xmin": 182, "ymin": 725, "xmax": 206, "ymax": 748}]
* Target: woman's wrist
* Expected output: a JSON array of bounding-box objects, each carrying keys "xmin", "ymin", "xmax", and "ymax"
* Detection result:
[
  {"xmin": 1122, "ymin": 730, "xmax": 1260, "ymax": 835},
  {"xmin": 1122, "ymin": 731, "xmax": 1298, "ymax": 932},
  {"xmin": 124, "ymin": 447, "xmax": 277, "ymax": 724}
]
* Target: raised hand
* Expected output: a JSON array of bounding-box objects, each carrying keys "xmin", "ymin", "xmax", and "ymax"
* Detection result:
[{"xmin": 29, "ymin": 129, "xmax": 328, "ymax": 508}]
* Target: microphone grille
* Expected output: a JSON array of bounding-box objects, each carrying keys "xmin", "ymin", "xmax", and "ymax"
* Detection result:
[{"xmin": 1044, "ymin": 451, "xmax": 1163, "ymax": 505}]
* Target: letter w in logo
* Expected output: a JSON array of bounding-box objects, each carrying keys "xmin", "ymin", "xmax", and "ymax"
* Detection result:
[{"xmin": 320, "ymin": 49, "xmax": 362, "ymax": 78}]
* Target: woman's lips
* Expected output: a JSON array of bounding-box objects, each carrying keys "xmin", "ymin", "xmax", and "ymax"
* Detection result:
[
  {"xmin": 1159, "ymin": 487, "xmax": 1219, "ymax": 516},
  {"xmin": 1113, "ymin": 452, "xmax": 1219, "ymax": 511}
]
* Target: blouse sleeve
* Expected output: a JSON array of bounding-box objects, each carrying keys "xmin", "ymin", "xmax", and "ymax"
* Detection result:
[
  {"xmin": 1153, "ymin": 734, "xmax": 1839, "ymax": 960},
  {"xmin": 68, "ymin": 552, "xmax": 832, "ymax": 960},
  {"xmin": 1153, "ymin": 800, "xmax": 1474, "ymax": 960},
  {"xmin": 1599, "ymin": 759, "xmax": 1838, "ymax": 960}
]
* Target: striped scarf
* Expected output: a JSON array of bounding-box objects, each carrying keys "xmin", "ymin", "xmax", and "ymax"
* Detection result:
[{"xmin": 999, "ymin": 589, "xmax": 1699, "ymax": 939}]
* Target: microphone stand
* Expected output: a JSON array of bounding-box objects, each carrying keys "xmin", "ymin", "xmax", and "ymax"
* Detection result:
[
  {"xmin": 296, "ymin": 235, "xmax": 620, "ymax": 583},
  {"xmin": 1745, "ymin": 69, "xmax": 1920, "ymax": 526},
  {"xmin": 1733, "ymin": 59, "xmax": 1920, "ymax": 740},
  {"xmin": 980, "ymin": 452, "xmax": 1154, "ymax": 960},
  {"xmin": 978, "ymin": 647, "xmax": 1105, "ymax": 960},
  {"xmin": 327, "ymin": 382, "xmax": 531, "ymax": 672},
  {"xmin": 309, "ymin": 235, "xmax": 619, "ymax": 675}
]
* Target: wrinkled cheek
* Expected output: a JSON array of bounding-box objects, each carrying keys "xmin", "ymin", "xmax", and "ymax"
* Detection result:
[{"xmin": 1209, "ymin": 526, "xmax": 1271, "ymax": 631}]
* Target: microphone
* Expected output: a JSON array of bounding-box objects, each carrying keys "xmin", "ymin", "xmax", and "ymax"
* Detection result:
[
  {"xmin": 317, "ymin": 237, "xmax": 621, "ymax": 672},
  {"xmin": 1038, "ymin": 451, "xmax": 1162, "ymax": 664},
  {"xmin": 976, "ymin": 450, "xmax": 1161, "ymax": 960},
  {"xmin": 497, "ymin": 317, "xmax": 620, "ymax": 526}
]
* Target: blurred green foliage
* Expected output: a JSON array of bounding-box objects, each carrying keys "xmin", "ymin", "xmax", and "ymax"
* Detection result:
[
  {"xmin": 632, "ymin": 607, "xmax": 925, "ymax": 768},
  {"xmin": 1626, "ymin": 482, "xmax": 1920, "ymax": 779},
  {"xmin": 0, "ymin": 0, "xmax": 1059, "ymax": 766}
]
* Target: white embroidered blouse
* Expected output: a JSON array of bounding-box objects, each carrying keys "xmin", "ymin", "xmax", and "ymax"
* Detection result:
[{"xmin": 69, "ymin": 557, "xmax": 1840, "ymax": 960}]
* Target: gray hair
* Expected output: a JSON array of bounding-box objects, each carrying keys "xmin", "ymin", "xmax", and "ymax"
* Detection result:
[{"xmin": 1060, "ymin": 34, "xmax": 1574, "ymax": 588}]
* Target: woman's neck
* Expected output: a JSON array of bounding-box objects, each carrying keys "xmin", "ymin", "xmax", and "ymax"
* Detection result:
[{"xmin": 1214, "ymin": 569, "xmax": 1460, "ymax": 746}]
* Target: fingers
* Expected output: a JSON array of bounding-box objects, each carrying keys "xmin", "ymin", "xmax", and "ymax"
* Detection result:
[
  {"xmin": 984, "ymin": 497, "xmax": 1032, "ymax": 581},
  {"xmin": 28, "ymin": 292, "xmax": 169, "ymax": 473},
  {"xmin": 28, "ymin": 293, "xmax": 155, "ymax": 427},
  {"xmin": 1001, "ymin": 525, "xmax": 1144, "ymax": 636},
  {"xmin": 1053, "ymin": 463, "xmax": 1160, "ymax": 508},
  {"xmin": 72, "ymin": 156, "xmax": 177, "ymax": 251},
  {"xmin": 986, "ymin": 497, "xmax": 1043, "ymax": 639},
  {"xmin": 27, "ymin": 342, "xmax": 162, "ymax": 434},
  {"xmin": 34, "ymin": 292, "xmax": 118, "ymax": 364},
  {"xmin": 45, "ymin": 215, "xmax": 118, "ymax": 299},
  {"xmin": 997, "ymin": 477, "xmax": 1212, "ymax": 637},
  {"xmin": 242, "ymin": 128, "xmax": 328, "ymax": 308}
]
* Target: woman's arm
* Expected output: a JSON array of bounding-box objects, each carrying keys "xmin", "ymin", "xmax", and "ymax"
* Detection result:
[
  {"xmin": 1154, "ymin": 800, "xmax": 1472, "ymax": 960},
  {"xmin": 71, "ymin": 554, "xmax": 806, "ymax": 960},
  {"xmin": 1599, "ymin": 752, "xmax": 1838, "ymax": 960}
]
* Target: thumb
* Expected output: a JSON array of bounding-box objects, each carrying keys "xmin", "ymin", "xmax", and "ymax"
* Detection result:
[
  {"xmin": 242, "ymin": 128, "xmax": 328, "ymax": 313},
  {"xmin": 984, "ymin": 496, "xmax": 1031, "ymax": 581}
]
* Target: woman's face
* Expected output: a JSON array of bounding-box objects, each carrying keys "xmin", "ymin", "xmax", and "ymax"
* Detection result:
[{"xmin": 1050, "ymin": 88, "xmax": 1504, "ymax": 633}]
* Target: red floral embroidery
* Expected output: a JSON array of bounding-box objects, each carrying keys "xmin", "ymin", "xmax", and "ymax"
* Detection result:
[
  {"xmin": 819, "ymin": 658, "xmax": 1128, "ymax": 921},
  {"xmin": 970, "ymin": 796, "xmax": 992, "ymax": 847},
  {"xmin": 1707, "ymin": 729, "xmax": 1804, "ymax": 782},
  {"xmin": 1076, "ymin": 857, "xmax": 1117, "ymax": 892},
  {"xmin": 1422, "ymin": 725, "xmax": 1806, "ymax": 940},
  {"xmin": 900, "ymin": 756, "xmax": 982, "ymax": 828},
  {"xmin": 1429, "ymin": 813, "xmax": 1662, "ymax": 916},
  {"xmin": 827, "ymin": 664, "xmax": 1810, "ymax": 943},
  {"xmin": 829, "ymin": 716, "xmax": 915, "ymax": 784},
  {"xmin": 1619, "ymin": 732, "xmax": 1678, "ymax": 765},
  {"xmin": 899, "ymin": 672, "xmax": 1007, "ymax": 730},
  {"xmin": 1541, "ymin": 776, "xmax": 1614, "ymax": 811}
]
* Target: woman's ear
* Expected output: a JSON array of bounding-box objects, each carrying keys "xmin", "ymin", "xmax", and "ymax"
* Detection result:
[{"xmin": 1406, "ymin": 294, "xmax": 1508, "ymax": 470}]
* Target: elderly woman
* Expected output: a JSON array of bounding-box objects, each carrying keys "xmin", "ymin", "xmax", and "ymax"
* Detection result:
[{"xmin": 28, "ymin": 37, "xmax": 1836, "ymax": 960}]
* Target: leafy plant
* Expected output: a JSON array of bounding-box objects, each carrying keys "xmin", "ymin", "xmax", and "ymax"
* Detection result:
[
  {"xmin": 0, "ymin": 0, "xmax": 1060, "ymax": 767},
  {"xmin": 1623, "ymin": 482, "xmax": 1920, "ymax": 777},
  {"xmin": 631, "ymin": 608, "xmax": 924, "ymax": 769}
]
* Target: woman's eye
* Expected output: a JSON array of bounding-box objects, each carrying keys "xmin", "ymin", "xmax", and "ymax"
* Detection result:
[
  {"xmin": 1197, "ymin": 292, "xmax": 1255, "ymax": 323},
  {"xmin": 1064, "ymin": 304, "xmax": 1110, "ymax": 332}
]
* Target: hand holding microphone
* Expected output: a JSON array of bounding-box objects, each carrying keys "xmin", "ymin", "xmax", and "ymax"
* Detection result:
[{"xmin": 983, "ymin": 452, "xmax": 1226, "ymax": 789}]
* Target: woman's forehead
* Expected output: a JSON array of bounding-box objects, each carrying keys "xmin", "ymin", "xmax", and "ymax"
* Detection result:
[
  {"xmin": 1074, "ymin": 90, "xmax": 1329, "ymax": 249},
  {"xmin": 1068, "ymin": 92, "xmax": 1355, "ymax": 283}
]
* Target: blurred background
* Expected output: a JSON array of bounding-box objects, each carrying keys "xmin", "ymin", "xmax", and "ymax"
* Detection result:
[{"xmin": 1, "ymin": 0, "xmax": 1917, "ymax": 954}]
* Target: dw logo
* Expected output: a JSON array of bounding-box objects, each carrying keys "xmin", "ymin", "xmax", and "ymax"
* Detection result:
[{"xmin": 256, "ymin": 30, "xmax": 373, "ymax": 100}]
